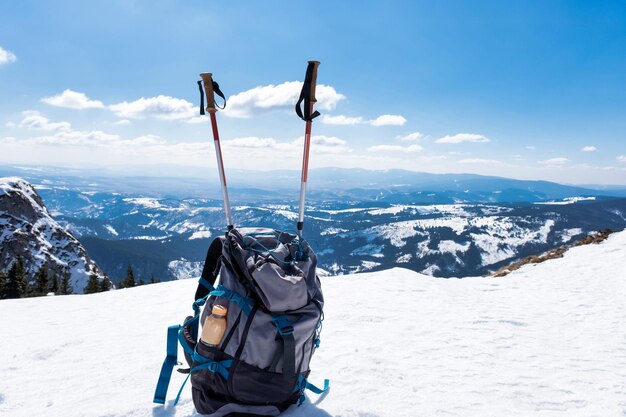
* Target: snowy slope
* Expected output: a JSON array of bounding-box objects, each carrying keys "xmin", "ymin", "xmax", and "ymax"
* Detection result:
[
  {"xmin": 0, "ymin": 177, "xmax": 104, "ymax": 292},
  {"xmin": 0, "ymin": 232, "xmax": 625, "ymax": 416}
]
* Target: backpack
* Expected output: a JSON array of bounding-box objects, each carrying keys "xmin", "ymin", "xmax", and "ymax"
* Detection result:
[{"xmin": 153, "ymin": 227, "xmax": 328, "ymax": 416}]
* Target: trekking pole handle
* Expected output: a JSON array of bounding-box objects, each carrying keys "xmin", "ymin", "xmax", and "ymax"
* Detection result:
[
  {"xmin": 307, "ymin": 61, "xmax": 320, "ymax": 104},
  {"xmin": 199, "ymin": 72, "xmax": 217, "ymax": 113}
]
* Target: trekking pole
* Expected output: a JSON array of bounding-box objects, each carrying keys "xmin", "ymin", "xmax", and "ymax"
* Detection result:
[
  {"xmin": 199, "ymin": 73, "xmax": 233, "ymax": 231},
  {"xmin": 295, "ymin": 61, "xmax": 321, "ymax": 239}
]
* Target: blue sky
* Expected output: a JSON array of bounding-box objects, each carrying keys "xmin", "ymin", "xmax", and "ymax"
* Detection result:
[{"xmin": 1, "ymin": 0, "xmax": 625, "ymax": 184}]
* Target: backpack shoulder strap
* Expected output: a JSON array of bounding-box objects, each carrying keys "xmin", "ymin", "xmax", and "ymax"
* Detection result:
[{"xmin": 195, "ymin": 236, "xmax": 224, "ymax": 301}]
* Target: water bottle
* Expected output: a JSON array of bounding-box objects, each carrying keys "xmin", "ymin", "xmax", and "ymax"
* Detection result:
[{"xmin": 200, "ymin": 305, "xmax": 228, "ymax": 347}]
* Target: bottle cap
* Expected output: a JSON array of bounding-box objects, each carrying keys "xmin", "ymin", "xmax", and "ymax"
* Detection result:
[{"xmin": 212, "ymin": 305, "xmax": 227, "ymax": 316}]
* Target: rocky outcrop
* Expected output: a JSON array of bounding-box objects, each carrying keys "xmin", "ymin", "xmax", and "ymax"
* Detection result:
[
  {"xmin": 492, "ymin": 229, "xmax": 615, "ymax": 277},
  {"xmin": 0, "ymin": 177, "xmax": 104, "ymax": 293}
]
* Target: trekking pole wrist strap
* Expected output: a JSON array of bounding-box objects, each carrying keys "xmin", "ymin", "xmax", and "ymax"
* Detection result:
[{"xmin": 295, "ymin": 61, "xmax": 321, "ymax": 121}]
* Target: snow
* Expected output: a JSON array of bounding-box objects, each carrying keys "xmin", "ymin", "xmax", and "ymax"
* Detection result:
[
  {"xmin": 350, "ymin": 243, "xmax": 384, "ymax": 258},
  {"xmin": 189, "ymin": 230, "xmax": 212, "ymax": 240},
  {"xmin": 559, "ymin": 227, "xmax": 583, "ymax": 243},
  {"xmin": 395, "ymin": 253, "xmax": 413, "ymax": 263},
  {"xmin": 168, "ymin": 220, "xmax": 204, "ymax": 234},
  {"xmin": 437, "ymin": 239, "xmax": 471, "ymax": 253},
  {"xmin": 130, "ymin": 235, "xmax": 169, "ymax": 241},
  {"xmin": 470, "ymin": 219, "xmax": 555, "ymax": 266},
  {"xmin": 356, "ymin": 260, "xmax": 382, "ymax": 272},
  {"xmin": 1, "ymin": 232, "xmax": 626, "ymax": 416},
  {"xmin": 123, "ymin": 197, "xmax": 164, "ymax": 209},
  {"xmin": 368, "ymin": 205, "xmax": 408, "ymax": 216},
  {"xmin": 104, "ymin": 224, "xmax": 119, "ymax": 236},
  {"xmin": 168, "ymin": 259, "xmax": 205, "ymax": 280},
  {"xmin": 534, "ymin": 196, "xmax": 597, "ymax": 205},
  {"xmin": 320, "ymin": 227, "xmax": 349, "ymax": 236}
]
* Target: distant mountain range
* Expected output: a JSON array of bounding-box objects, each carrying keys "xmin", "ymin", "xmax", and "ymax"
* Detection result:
[
  {"xmin": 3, "ymin": 165, "xmax": 626, "ymax": 202},
  {"xmin": 2, "ymin": 167, "xmax": 625, "ymax": 285}
]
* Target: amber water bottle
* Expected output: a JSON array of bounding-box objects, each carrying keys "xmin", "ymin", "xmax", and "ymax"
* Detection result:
[{"xmin": 200, "ymin": 305, "xmax": 228, "ymax": 347}]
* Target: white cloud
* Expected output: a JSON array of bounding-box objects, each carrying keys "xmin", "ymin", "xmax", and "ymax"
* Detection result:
[
  {"xmin": 396, "ymin": 132, "xmax": 424, "ymax": 141},
  {"xmin": 109, "ymin": 95, "xmax": 196, "ymax": 120},
  {"xmin": 617, "ymin": 155, "xmax": 626, "ymax": 163},
  {"xmin": 41, "ymin": 89, "xmax": 104, "ymax": 109},
  {"xmin": 322, "ymin": 113, "xmax": 407, "ymax": 127},
  {"xmin": 525, "ymin": 146, "xmax": 536, "ymax": 150},
  {"xmin": 310, "ymin": 135, "xmax": 351, "ymax": 154},
  {"xmin": 321, "ymin": 115, "xmax": 364, "ymax": 125},
  {"xmin": 367, "ymin": 144, "xmax": 423, "ymax": 153},
  {"xmin": 224, "ymin": 81, "xmax": 345, "ymax": 118},
  {"xmin": 539, "ymin": 157, "xmax": 571, "ymax": 167},
  {"xmin": 222, "ymin": 137, "xmax": 279, "ymax": 149},
  {"xmin": 187, "ymin": 116, "xmax": 209, "ymax": 124},
  {"xmin": 458, "ymin": 158, "xmax": 503, "ymax": 165},
  {"xmin": 581, "ymin": 146, "xmax": 598, "ymax": 152},
  {"xmin": 369, "ymin": 114, "xmax": 407, "ymax": 126},
  {"xmin": 221, "ymin": 135, "xmax": 350, "ymax": 155},
  {"xmin": 112, "ymin": 119, "xmax": 131, "ymax": 125},
  {"xmin": 436, "ymin": 133, "xmax": 490, "ymax": 144},
  {"xmin": 8, "ymin": 111, "xmax": 166, "ymax": 147},
  {"xmin": 18, "ymin": 111, "xmax": 71, "ymax": 132},
  {"xmin": 0, "ymin": 46, "xmax": 17, "ymax": 65},
  {"xmin": 31, "ymin": 130, "xmax": 122, "ymax": 146}
]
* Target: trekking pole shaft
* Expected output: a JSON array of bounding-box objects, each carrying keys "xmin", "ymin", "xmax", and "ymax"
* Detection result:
[
  {"xmin": 209, "ymin": 112, "xmax": 233, "ymax": 230},
  {"xmin": 298, "ymin": 117, "xmax": 313, "ymax": 233}
]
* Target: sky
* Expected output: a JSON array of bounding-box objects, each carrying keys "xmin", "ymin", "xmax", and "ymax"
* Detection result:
[{"xmin": 1, "ymin": 0, "xmax": 625, "ymax": 185}]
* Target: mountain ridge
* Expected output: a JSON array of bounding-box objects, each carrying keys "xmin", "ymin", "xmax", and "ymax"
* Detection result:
[{"xmin": 0, "ymin": 177, "xmax": 105, "ymax": 293}]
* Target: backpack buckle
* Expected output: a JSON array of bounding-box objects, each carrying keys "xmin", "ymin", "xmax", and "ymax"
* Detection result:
[{"xmin": 277, "ymin": 325, "xmax": 294, "ymax": 336}]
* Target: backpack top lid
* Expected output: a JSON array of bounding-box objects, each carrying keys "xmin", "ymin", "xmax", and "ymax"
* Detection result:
[{"xmin": 225, "ymin": 227, "xmax": 321, "ymax": 312}]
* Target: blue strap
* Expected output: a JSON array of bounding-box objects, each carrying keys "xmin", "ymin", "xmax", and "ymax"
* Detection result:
[
  {"xmin": 153, "ymin": 325, "xmax": 180, "ymax": 404},
  {"xmin": 173, "ymin": 373, "xmax": 191, "ymax": 406},
  {"xmin": 305, "ymin": 378, "xmax": 330, "ymax": 394},
  {"xmin": 191, "ymin": 353, "xmax": 233, "ymax": 380},
  {"xmin": 191, "ymin": 359, "xmax": 232, "ymax": 380},
  {"xmin": 177, "ymin": 320, "xmax": 196, "ymax": 356},
  {"xmin": 294, "ymin": 375, "xmax": 330, "ymax": 405},
  {"xmin": 210, "ymin": 284, "xmax": 254, "ymax": 315},
  {"xmin": 198, "ymin": 277, "xmax": 214, "ymax": 292},
  {"xmin": 154, "ymin": 297, "xmax": 206, "ymax": 404}
]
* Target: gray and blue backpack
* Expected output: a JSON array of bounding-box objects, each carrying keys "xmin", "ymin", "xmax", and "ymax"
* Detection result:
[{"xmin": 154, "ymin": 227, "xmax": 328, "ymax": 416}]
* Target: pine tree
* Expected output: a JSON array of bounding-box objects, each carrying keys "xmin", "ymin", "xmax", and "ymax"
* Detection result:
[
  {"xmin": 123, "ymin": 265, "xmax": 136, "ymax": 288},
  {"xmin": 99, "ymin": 275, "xmax": 112, "ymax": 292},
  {"xmin": 0, "ymin": 271, "xmax": 6, "ymax": 299},
  {"xmin": 5, "ymin": 257, "xmax": 28, "ymax": 299},
  {"xmin": 60, "ymin": 271, "xmax": 73, "ymax": 295},
  {"xmin": 50, "ymin": 272, "xmax": 59, "ymax": 295},
  {"xmin": 138, "ymin": 279, "xmax": 145, "ymax": 286},
  {"xmin": 84, "ymin": 274, "xmax": 100, "ymax": 294},
  {"xmin": 33, "ymin": 266, "xmax": 49, "ymax": 296},
  {"xmin": 149, "ymin": 276, "xmax": 158, "ymax": 284}
]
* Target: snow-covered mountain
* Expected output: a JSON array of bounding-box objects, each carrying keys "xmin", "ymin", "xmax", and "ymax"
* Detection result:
[
  {"xmin": 0, "ymin": 230, "xmax": 624, "ymax": 416},
  {"xmin": 37, "ymin": 185, "xmax": 626, "ymax": 281},
  {"xmin": 0, "ymin": 177, "xmax": 104, "ymax": 293}
]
